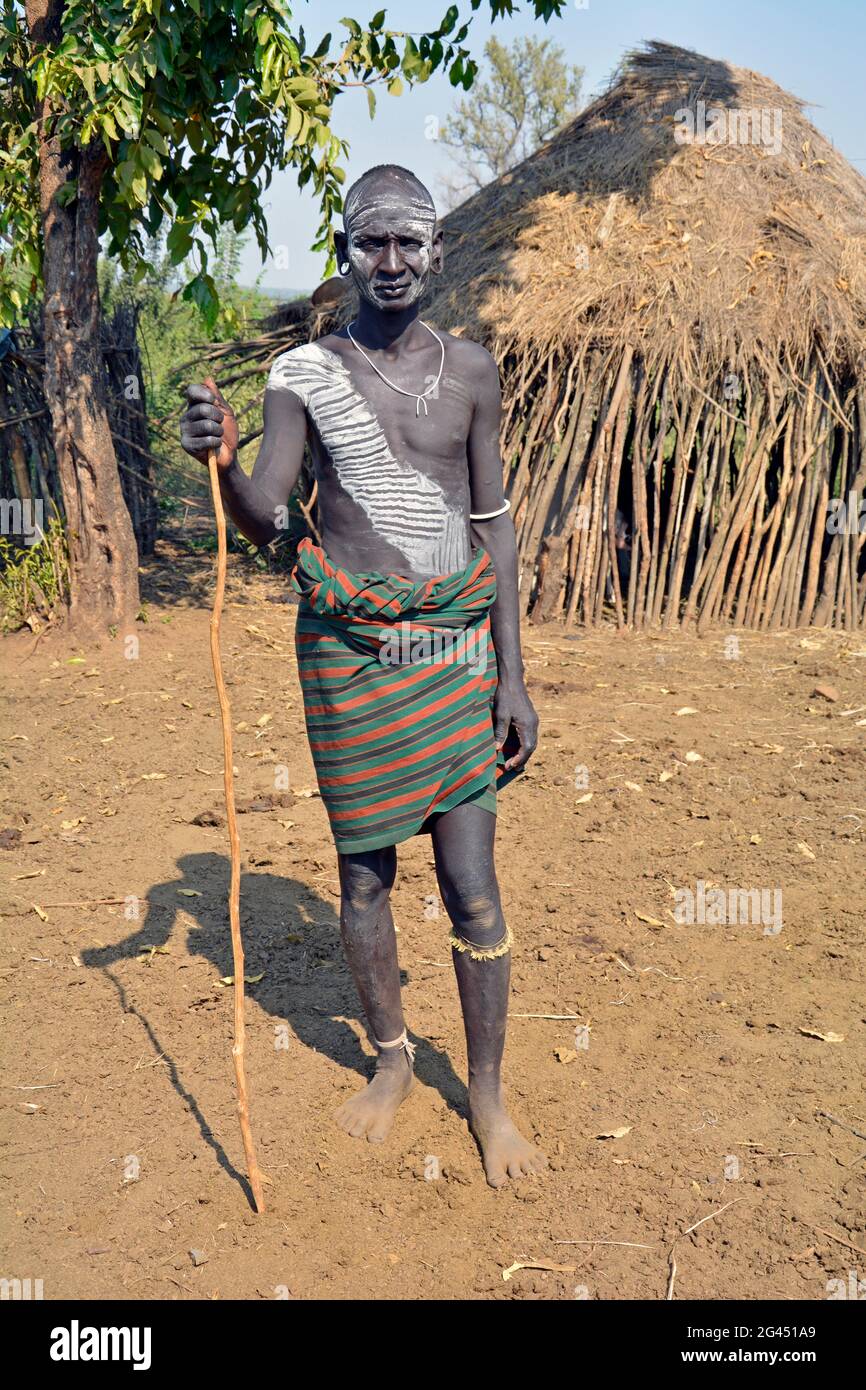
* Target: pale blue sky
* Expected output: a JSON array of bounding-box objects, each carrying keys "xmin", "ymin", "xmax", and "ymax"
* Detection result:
[{"xmin": 242, "ymin": 0, "xmax": 866, "ymax": 291}]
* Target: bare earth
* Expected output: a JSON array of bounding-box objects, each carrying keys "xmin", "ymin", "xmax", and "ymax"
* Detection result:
[{"xmin": 1, "ymin": 533, "xmax": 864, "ymax": 1301}]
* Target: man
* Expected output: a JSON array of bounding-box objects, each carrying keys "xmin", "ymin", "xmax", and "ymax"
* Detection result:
[{"xmin": 180, "ymin": 165, "xmax": 545, "ymax": 1187}]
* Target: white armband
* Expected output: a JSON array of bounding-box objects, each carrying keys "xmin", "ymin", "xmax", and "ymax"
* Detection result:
[{"xmin": 469, "ymin": 499, "xmax": 511, "ymax": 521}]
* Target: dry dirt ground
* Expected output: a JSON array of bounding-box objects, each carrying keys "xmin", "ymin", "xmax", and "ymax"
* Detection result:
[{"xmin": 2, "ymin": 533, "xmax": 865, "ymax": 1302}]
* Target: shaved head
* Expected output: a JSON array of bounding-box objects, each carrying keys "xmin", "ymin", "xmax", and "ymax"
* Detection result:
[{"xmin": 343, "ymin": 165, "xmax": 437, "ymax": 238}]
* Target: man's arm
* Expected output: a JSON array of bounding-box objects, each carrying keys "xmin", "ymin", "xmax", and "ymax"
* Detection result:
[
  {"xmin": 180, "ymin": 377, "xmax": 307, "ymax": 547},
  {"xmin": 466, "ymin": 345, "xmax": 538, "ymax": 771}
]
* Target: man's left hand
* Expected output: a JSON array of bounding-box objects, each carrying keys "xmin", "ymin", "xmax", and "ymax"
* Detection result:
[{"xmin": 493, "ymin": 681, "xmax": 539, "ymax": 772}]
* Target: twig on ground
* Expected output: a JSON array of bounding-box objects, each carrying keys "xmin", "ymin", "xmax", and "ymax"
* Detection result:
[
  {"xmin": 817, "ymin": 1110, "xmax": 866, "ymax": 1143},
  {"xmin": 794, "ymin": 1220, "xmax": 866, "ymax": 1259},
  {"xmin": 667, "ymin": 1198, "xmax": 744, "ymax": 1300},
  {"xmin": 510, "ymin": 1012, "xmax": 582, "ymax": 1020}
]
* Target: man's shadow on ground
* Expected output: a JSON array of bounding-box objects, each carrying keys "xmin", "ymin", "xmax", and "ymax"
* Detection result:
[{"xmin": 82, "ymin": 852, "xmax": 466, "ymax": 1202}]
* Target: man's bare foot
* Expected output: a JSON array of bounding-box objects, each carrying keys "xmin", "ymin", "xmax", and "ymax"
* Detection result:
[
  {"xmin": 469, "ymin": 1087, "xmax": 548, "ymax": 1188},
  {"xmin": 335, "ymin": 1049, "xmax": 413, "ymax": 1143}
]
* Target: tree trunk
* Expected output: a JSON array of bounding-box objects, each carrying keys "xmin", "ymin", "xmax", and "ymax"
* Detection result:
[{"xmin": 26, "ymin": 0, "xmax": 140, "ymax": 635}]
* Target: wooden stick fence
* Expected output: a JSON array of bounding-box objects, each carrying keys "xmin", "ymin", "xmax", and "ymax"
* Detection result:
[{"xmin": 503, "ymin": 342, "xmax": 865, "ymax": 629}]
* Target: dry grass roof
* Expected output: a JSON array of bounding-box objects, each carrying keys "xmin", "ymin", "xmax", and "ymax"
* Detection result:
[{"xmin": 426, "ymin": 41, "xmax": 866, "ymax": 382}]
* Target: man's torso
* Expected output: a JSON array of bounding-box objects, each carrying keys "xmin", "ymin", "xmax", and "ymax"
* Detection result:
[{"xmin": 267, "ymin": 329, "xmax": 481, "ymax": 580}]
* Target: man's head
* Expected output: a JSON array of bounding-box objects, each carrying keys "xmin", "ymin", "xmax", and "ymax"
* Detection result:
[{"xmin": 335, "ymin": 165, "xmax": 443, "ymax": 313}]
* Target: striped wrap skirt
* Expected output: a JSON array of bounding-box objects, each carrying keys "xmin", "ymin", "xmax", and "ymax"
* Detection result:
[{"xmin": 290, "ymin": 538, "xmax": 513, "ymax": 854}]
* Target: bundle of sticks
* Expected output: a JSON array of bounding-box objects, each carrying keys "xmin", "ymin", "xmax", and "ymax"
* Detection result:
[{"xmin": 504, "ymin": 343, "xmax": 865, "ymax": 630}]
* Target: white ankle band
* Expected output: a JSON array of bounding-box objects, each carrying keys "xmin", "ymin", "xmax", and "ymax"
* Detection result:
[{"xmin": 374, "ymin": 1028, "xmax": 417, "ymax": 1063}]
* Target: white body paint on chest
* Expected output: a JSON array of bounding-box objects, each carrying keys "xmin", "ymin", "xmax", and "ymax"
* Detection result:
[{"xmin": 267, "ymin": 343, "xmax": 466, "ymax": 574}]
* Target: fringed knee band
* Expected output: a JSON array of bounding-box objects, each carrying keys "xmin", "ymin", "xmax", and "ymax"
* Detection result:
[{"xmin": 448, "ymin": 924, "xmax": 513, "ymax": 961}]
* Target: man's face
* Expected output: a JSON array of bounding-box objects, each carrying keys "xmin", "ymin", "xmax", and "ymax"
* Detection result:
[{"xmin": 341, "ymin": 178, "xmax": 441, "ymax": 312}]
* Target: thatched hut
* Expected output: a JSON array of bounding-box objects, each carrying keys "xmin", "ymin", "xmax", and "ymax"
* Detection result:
[{"xmin": 427, "ymin": 41, "xmax": 866, "ymax": 629}]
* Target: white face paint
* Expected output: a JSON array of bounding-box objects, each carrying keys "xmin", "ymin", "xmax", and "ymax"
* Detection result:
[{"xmin": 343, "ymin": 176, "xmax": 437, "ymax": 311}]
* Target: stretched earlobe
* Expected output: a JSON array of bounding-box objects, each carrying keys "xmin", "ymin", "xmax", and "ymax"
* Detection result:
[{"xmin": 339, "ymin": 260, "xmax": 350, "ymax": 275}]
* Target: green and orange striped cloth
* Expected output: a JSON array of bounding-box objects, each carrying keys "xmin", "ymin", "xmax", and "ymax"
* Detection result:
[{"xmin": 290, "ymin": 538, "xmax": 513, "ymax": 854}]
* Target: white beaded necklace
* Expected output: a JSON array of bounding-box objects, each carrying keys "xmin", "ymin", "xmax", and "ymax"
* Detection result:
[{"xmin": 346, "ymin": 319, "xmax": 445, "ymax": 417}]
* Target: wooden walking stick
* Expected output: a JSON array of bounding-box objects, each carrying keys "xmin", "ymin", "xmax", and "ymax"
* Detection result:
[{"xmin": 205, "ymin": 419, "xmax": 265, "ymax": 1214}]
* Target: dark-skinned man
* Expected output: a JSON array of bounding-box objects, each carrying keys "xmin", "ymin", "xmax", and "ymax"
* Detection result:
[{"xmin": 180, "ymin": 165, "xmax": 545, "ymax": 1187}]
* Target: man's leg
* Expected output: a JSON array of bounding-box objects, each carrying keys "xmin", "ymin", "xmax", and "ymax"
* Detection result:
[
  {"xmin": 334, "ymin": 846, "xmax": 414, "ymax": 1142},
  {"xmin": 430, "ymin": 800, "xmax": 547, "ymax": 1186}
]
